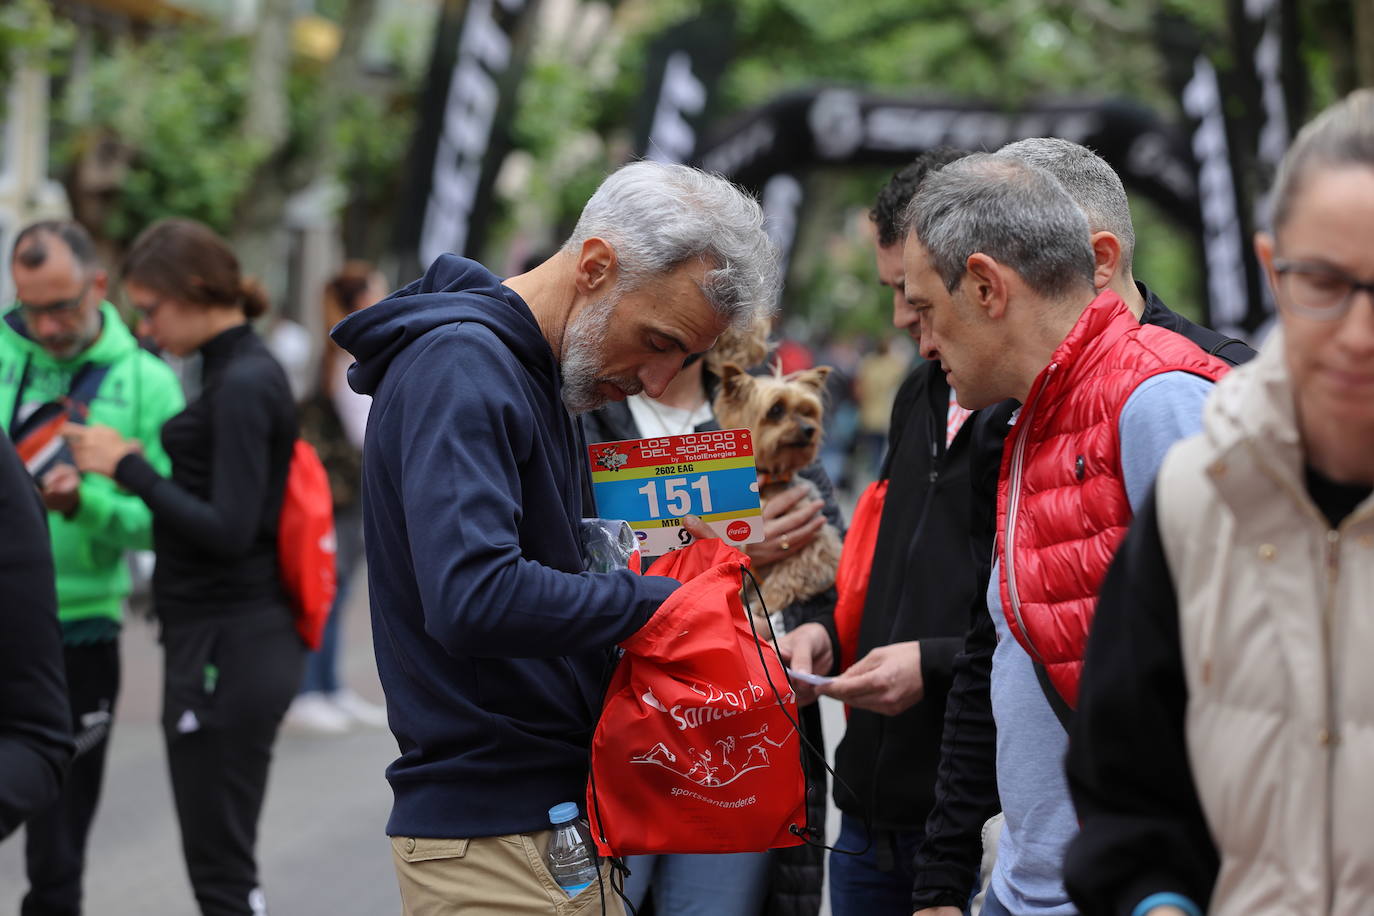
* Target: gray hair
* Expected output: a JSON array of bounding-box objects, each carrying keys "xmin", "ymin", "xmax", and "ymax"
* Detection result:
[
  {"xmin": 562, "ymin": 161, "xmax": 779, "ymax": 327},
  {"xmin": 903, "ymin": 153, "xmax": 1095, "ymax": 299},
  {"xmin": 1270, "ymin": 88, "xmax": 1374, "ymax": 231},
  {"xmin": 998, "ymin": 137, "xmax": 1136, "ymax": 271}
]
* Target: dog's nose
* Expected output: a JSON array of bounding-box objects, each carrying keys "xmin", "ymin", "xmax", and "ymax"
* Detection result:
[{"xmin": 799, "ymin": 422, "xmax": 816, "ymax": 440}]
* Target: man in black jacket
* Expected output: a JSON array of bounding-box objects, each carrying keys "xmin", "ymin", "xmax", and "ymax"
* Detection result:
[
  {"xmin": 909, "ymin": 139, "xmax": 1256, "ymax": 916},
  {"xmin": 0, "ymin": 435, "xmax": 73, "ymax": 841},
  {"xmin": 779, "ymin": 148, "xmax": 981, "ymax": 916}
]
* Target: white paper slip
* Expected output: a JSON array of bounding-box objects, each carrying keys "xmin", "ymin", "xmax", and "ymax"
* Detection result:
[{"xmin": 785, "ymin": 667, "xmax": 835, "ymax": 687}]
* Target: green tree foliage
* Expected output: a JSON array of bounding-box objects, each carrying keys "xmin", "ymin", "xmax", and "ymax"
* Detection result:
[
  {"xmin": 508, "ymin": 56, "xmax": 614, "ymax": 247},
  {"xmin": 71, "ymin": 30, "xmax": 264, "ymax": 243},
  {"xmin": 499, "ymin": 0, "xmax": 1222, "ymax": 335},
  {"xmin": 0, "ymin": 0, "xmax": 72, "ymax": 102},
  {"xmin": 59, "ymin": 22, "xmax": 418, "ymax": 257}
]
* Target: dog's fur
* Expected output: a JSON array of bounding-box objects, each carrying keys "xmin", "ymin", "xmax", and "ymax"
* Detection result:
[{"xmin": 714, "ymin": 363, "xmax": 843, "ymax": 631}]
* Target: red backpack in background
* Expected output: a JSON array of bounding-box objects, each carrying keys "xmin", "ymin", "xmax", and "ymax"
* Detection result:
[
  {"xmin": 278, "ymin": 439, "xmax": 337, "ymax": 649},
  {"xmin": 586, "ymin": 540, "xmax": 807, "ymax": 857},
  {"xmin": 832, "ymin": 479, "xmax": 887, "ymax": 671}
]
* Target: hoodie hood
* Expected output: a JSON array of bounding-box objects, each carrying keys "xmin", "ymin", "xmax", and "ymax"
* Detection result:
[{"xmin": 332, "ymin": 254, "xmax": 554, "ymax": 397}]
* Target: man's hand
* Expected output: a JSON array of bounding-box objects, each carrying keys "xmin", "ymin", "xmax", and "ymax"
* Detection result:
[
  {"xmin": 744, "ymin": 486, "xmax": 825, "ymax": 568},
  {"xmin": 681, "ymin": 515, "xmax": 716, "ymax": 543},
  {"xmin": 1143, "ymin": 908, "xmax": 1190, "ymax": 916},
  {"xmin": 913, "ymin": 908, "xmax": 962, "ymax": 916},
  {"xmin": 62, "ymin": 423, "xmax": 139, "ymax": 479},
  {"xmin": 820, "ymin": 640, "xmax": 924, "ymax": 716},
  {"xmin": 41, "ymin": 463, "xmax": 82, "ymax": 517},
  {"xmin": 776, "ymin": 622, "xmax": 833, "ymax": 707}
]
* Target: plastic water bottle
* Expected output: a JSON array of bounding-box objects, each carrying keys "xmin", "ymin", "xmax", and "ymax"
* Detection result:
[{"xmin": 546, "ymin": 802, "xmax": 600, "ymax": 897}]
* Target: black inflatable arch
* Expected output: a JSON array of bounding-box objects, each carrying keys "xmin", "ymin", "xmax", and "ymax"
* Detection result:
[{"xmin": 690, "ymin": 88, "xmax": 1211, "ymax": 316}]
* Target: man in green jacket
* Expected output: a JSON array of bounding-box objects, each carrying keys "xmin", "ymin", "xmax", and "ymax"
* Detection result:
[{"xmin": 4, "ymin": 220, "xmax": 183, "ymax": 916}]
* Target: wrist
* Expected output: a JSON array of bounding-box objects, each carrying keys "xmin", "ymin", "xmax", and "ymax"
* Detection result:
[{"xmin": 1133, "ymin": 893, "xmax": 1201, "ymax": 916}]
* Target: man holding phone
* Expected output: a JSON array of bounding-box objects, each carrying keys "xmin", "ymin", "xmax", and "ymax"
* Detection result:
[{"xmin": 2, "ymin": 220, "xmax": 183, "ymax": 915}]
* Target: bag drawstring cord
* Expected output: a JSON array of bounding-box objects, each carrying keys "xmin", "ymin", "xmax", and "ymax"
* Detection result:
[{"xmin": 739, "ymin": 564, "xmax": 874, "ymax": 859}]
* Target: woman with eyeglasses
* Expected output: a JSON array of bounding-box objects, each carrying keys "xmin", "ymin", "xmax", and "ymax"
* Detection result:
[
  {"xmin": 63, "ymin": 218, "xmax": 302, "ymax": 916},
  {"xmin": 1062, "ymin": 90, "xmax": 1374, "ymax": 916}
]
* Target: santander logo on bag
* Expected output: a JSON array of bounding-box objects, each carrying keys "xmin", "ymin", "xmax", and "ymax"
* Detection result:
[{"xmin": 586, "ymin": 540, "xmax": 807, "ymax": 857}]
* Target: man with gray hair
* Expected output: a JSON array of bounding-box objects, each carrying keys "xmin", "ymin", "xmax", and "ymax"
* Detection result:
[
  {"xmin": 999, "ymin": 137, "xmax": 1253, "ymax": 364},
  {"xmin": 897, "ymin": 154, "xmax": 1231, "ymax": 916},
  {"xmin": 909, "ymin": 140, "xmax": 1257, "ymax": 916},
  {"xmin": 332, "ymin": 160, "xmax": 778, "ymax": 914}
]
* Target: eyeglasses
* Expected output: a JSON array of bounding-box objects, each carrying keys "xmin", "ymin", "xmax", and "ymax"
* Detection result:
[
  {"xmin": 16, "ymin": 279, "xmax": 92, "ymax": 322},
  {"xmin": 130, "ymin": 300, "xmax": 163, "ymax": 320},
  {"xmin": 1273, "ymin": 259, "xmax": 1374, "ymax": 321}
]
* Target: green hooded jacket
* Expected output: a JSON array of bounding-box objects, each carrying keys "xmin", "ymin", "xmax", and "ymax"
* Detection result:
[{"xmin": 0, "ymin": 303, "xmax": 184, "ymax": 634}]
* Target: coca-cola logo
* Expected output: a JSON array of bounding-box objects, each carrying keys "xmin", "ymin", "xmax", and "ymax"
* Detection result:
[{"xmin": 726, "ymin": 520, "xmax": 751, "ymax": 541}]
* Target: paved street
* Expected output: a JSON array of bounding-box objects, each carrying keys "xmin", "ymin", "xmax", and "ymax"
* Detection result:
[{"xmin": 0, "ymin": 581, "xmax": 401, "ymax": 915}]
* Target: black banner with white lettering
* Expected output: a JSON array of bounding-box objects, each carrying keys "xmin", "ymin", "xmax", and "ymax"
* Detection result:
[
  {"xmin": 1157, "ymin": 1, "xmax": 1302, "ymax": 337},
  {"xmin": 630, "ymin": 11, "xmax": 735, "ymax": 164},
  {"xmin": 692, "ymin": 91, "xmax": 1201, "ymax": 315},
  {"xmin": 394, "ymin": 0, "xmax": 539, "ymax": 277}
]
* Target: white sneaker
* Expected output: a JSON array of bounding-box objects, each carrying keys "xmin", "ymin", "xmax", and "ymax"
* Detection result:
[
  {"xmin": 331, "ymin": 688, "xmax": 388, "ymax": 728},
  {"xmin": 284, "ymin": 691, "xmax": 352, "ymax": 734}
]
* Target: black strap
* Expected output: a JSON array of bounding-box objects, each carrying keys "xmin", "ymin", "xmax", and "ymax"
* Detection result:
[
  {"xmin": 1207, "ymin": 337, "xmax": 1247, "ymax": 358},
  {"xmin": 9, "ymin": 357, "xmax": 113, "ymax": 479},
  {"xmin": 67, "ymin": 361, "xmax": 111, "ymax": 411},
  {"xmin": 1033, "ymin": 659, "xmax": 1075, "ymax": 731},
  {"xmin": 9, "ymin": 356, "xmax": 111, "ymax": 437}
]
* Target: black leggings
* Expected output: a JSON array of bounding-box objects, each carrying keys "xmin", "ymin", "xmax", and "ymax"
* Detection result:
[{"xmin": 161, "ymin": 606, "xmax": 304, "ymax": 916}]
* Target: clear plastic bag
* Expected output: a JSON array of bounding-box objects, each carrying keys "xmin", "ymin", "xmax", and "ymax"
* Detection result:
[{"xmin": 580, "ymin": 518, "xmax": 640, "ymax": 573}]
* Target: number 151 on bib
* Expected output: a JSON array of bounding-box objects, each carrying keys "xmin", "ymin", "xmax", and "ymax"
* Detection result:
[{"xmin": 588, "ymin": 429, "xmax": 764, "ymax": 555}]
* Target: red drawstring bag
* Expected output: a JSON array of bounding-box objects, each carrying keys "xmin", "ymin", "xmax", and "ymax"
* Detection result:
[
  {"xmin": 586, "ymin": 540, "xmax": 806, "ymax": 856},
  {"xmin": 833, "ymin": 479, "xmax": 887, "ymax": 671}
]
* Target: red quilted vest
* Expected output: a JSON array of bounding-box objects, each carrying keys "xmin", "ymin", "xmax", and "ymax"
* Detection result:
[{"xmin": 996, "ymin": 291, "xmax": 1229, "ymax": 708}]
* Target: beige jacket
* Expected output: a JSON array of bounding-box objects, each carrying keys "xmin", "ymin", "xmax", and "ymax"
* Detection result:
[{"xmin": 1157, "ymin": 331, "xmax": 1374, "ymax": 915}]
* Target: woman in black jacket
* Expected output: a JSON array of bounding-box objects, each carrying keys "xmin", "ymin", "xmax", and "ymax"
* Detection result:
[{"xmin": 66, "ymin": 219, "xmax": 302, "ymax": 916}]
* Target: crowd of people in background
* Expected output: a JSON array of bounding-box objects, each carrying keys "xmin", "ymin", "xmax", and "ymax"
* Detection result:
[
  {"xmin": 1, "ymin": 88, "xmax": 1372, "ymax": 916},
  {"xmin": 0, "ymin": 217, "xmax": 388, "ymax": 915}
]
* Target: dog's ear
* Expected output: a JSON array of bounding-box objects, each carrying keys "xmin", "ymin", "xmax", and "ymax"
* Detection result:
[
  {"xmin": 790, "ymin": 365, "xmax": 832, "ymax": 392},
  {"xmin": 718, "ymin": 363, "xmax": 751, "ymax": 399}
]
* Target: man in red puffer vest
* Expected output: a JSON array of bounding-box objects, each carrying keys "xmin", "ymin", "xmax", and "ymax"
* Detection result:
[{"xmin": 901, "ymin": 154, "xmax": 1230, "ymax": 916}]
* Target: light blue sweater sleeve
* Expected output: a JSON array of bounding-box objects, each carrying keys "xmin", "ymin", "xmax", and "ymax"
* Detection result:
[{"xmin": 1118, "ymin": 371, "xmax": 1215, "ymax": 512}]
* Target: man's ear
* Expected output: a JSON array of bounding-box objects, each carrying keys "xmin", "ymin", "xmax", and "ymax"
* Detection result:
[
  {"xmin": 1254, "ymin": 231, "xmax": 1279, "ymax": 296},
  {"xmin": 963, "ymin": 253, "xmax": 1011, "ymax": 320},
  {"xmin": 89, "ymin": 269, "xmax": 109, "ymax": 303},
  {"xmin": 575, "ymin": 238, "xmax": 617, "ymax": 295},
  {"xmin": 1089, "ymin": 231, "xmax": 1123, "ymax": 292},
  {"xmin": 718, "ymin": 363, "xmax": 750, "ymax": 399}
]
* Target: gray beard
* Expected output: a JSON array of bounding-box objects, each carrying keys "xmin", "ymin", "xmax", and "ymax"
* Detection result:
[{"xmin": 560, "ymin": 296, "xmax": 619, "ymax": 414}]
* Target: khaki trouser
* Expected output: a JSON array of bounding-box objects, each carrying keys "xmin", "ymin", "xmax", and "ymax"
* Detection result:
[{"xmin": 392, "ymin": 831, "xmax": 626, "ymax": 915}]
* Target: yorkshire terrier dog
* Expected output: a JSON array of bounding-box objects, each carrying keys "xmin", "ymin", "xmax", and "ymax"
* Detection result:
[{"xmin": 713, "ymin": 363, "xmax": 843, "ymax": 632}]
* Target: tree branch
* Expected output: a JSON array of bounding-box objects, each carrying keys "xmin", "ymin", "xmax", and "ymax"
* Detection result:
[{"xmin": 241, "ymin": 0, "xmax": 293, "ymax": 150}]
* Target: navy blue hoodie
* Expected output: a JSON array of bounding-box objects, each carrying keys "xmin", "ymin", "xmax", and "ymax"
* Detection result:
[{"xmin": 332, "ymin": 255, "xmax": 677, "ymax": 838}]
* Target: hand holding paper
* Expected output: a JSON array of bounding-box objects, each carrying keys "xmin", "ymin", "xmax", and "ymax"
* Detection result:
[
  {"xmin": 818, "ymin": 640, "xmax": 925, "ymax": 716},
  {"xmin": 777, "ymin": 622, "xmax": 834, "ymax": 707}
]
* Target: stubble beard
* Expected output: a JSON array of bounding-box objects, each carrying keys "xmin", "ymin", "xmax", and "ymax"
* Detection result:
[{"xmin": 560, "ymin": 295, "xmax": 641, "ymax": 413}]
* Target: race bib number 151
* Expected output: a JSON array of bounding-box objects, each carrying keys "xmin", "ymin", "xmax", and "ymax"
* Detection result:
[{"xmin": 588, "ymin": 429, "xmax": 764, "ymax": 556}]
